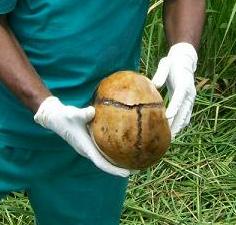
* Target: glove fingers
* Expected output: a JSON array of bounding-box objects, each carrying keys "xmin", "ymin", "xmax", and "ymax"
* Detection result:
[
  {"xmin": 75, "ymin": 106, "xmax": 95, "ymax": 123},
  {"xmin": 181, "ymin": 88, "xmax": 196, "ymax": 128},
  {"xmin": 170, "ymin": 97, "xmax": 193, "ymax": 138},
  {"xmin": 152, "ymin": 57, "xmax": 170, "ymax": 88},
  {"xmin": 182, "ymin": 101, "xmax": 194, "ymax": 128},
  {"xmin": 166, "ymin": 88, "xmax": 186, "ymax": 127},
  {"xmin": 74, "ymin": 132, "xmax": 130, "ymax": 177},
  {"xmin": 88, "ymin": 146, "xmax": 130, "ymax": 177}
]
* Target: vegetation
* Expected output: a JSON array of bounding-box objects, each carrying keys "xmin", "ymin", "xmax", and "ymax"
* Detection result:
[
  {"xmin": 122, "ymin": 1, "xmax": 236, "ymax": 224},
  {"xmin": 0, "ymin": 0, "xmax": 235, "ymax": 224}
]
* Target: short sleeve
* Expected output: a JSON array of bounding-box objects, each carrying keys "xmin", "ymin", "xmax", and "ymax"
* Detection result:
[{"xmin": 0, "ymin": 0, "xmax": 17, "ymax": 14}]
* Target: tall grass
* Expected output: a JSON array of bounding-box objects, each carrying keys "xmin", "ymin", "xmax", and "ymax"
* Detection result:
[
  {"xmin": 0, "ymin": 0, "xmax": 236, "ymax": 224},
  {"xmin": 121, "ymin": 0, "xmax": 236, "ymax": 224}
]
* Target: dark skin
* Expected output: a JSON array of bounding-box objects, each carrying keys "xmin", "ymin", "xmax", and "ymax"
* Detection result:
[
  {"xmin": 0, "ymin": 0, "xmax": 205, "ymax": 113},
  {"xmin": 0, "ymin": 17, "xmax": 51, "ymax": 112},
  {"xmin": 163, "ymin": 0, "xmax": 205, "ymax": 50}
]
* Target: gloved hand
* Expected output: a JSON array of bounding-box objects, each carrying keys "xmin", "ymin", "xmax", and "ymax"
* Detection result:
[
  {"xmin": 152, "ymin": 43, "xmax": 198, "ymax": 139},
  {"xmin": 34, "ymin": 96, "xmax": 130, "ymax": 177}
]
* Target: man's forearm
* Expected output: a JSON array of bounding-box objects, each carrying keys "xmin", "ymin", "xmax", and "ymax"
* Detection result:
[
  {"xmin": 0, "ymin": 16, "xmax": 51, "ymax": 113},
  {"xmin": 163, "ymin": 0, "xmax": 206, "ymax": 50}
]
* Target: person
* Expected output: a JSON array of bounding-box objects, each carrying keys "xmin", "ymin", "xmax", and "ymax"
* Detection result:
[{"xmin": 0, "ymin": 0, "xmax": 205, "ymax": 224}]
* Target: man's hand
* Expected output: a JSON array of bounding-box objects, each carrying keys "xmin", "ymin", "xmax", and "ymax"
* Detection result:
[
  {"xmin": 152, "ymin": 43, "xmax": 197, "ymax": 139},
  {"xmin": 34, "ymin": 96, "xmax": 130, "ymax": 177},
  {"xmin": 154, "ymin": 0, "xmax": 205, "ymax": 138}
]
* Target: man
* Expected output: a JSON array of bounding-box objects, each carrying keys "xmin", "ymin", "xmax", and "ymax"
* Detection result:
[{"xmin": 0, "ymin": 0, "xmax": 205, "ymax": 224}]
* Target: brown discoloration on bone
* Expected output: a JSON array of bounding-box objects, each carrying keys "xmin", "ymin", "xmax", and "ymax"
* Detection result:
[
  {"xmin": 91, "ymin": 71, "xmax": 171, "ymax": 170},
  {"xmin": 96, "ymin": 71, "xmax": 164, "ymax": 105}
]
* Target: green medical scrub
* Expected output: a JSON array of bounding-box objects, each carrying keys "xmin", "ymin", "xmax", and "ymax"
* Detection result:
[
  {"xmin": 0, "ymin": 144, "xmax": 128, "ymax": 225},
  {"xmin": 0, "ymin": 0, "xmax": 149, "ymax": 224}
]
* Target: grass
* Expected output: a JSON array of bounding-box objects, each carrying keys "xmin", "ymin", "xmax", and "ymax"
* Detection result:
[
  {"xmin": 0, "ymin": 0, "xmax": 236, "ymax": 224},
  {"xmin": 121, "ymin": 0, "xmax": 236, "ymax": 224},
  {"xmin": 122, "ymin": 92, "xmax": 236, "ymax": 224}
]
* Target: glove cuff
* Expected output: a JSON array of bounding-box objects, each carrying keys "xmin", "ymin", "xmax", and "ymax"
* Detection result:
[
  {"xmin": 169, "ymin": 42, "xmax": 198, "ymax": 72},
  {"xmin": 34, "ymin": 96, "xmax": 62, "ymax": 127}
]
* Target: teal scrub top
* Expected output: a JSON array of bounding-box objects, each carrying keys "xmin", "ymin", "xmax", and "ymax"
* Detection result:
[{"xmin": 0, "ymin": 0, "xmax": 150, "ymax": 149}]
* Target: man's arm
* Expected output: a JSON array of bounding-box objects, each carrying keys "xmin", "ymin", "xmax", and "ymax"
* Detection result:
[
  {"xmin": 0, "ymin": 16, "xmax": 51, "ymax": 113},
  {"xmin": 0, "ymin": 15, "xmax": 129, "ymax": 176},
  {"xmin": 163, "ymin": 0, "xmax": 205, "ymax": 49},
  {"xmin": 152, "ymin": 0, "xmax": 206, "ymax": 138}
]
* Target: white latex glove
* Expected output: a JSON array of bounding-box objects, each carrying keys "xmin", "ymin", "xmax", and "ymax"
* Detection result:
[
  {"xmin": 34, "ymin": 96, "xmax": 130, "ymax": 177},
  {"xmin": 152, "ymin": 43, "xmax": 198, "ymax": 139}
]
